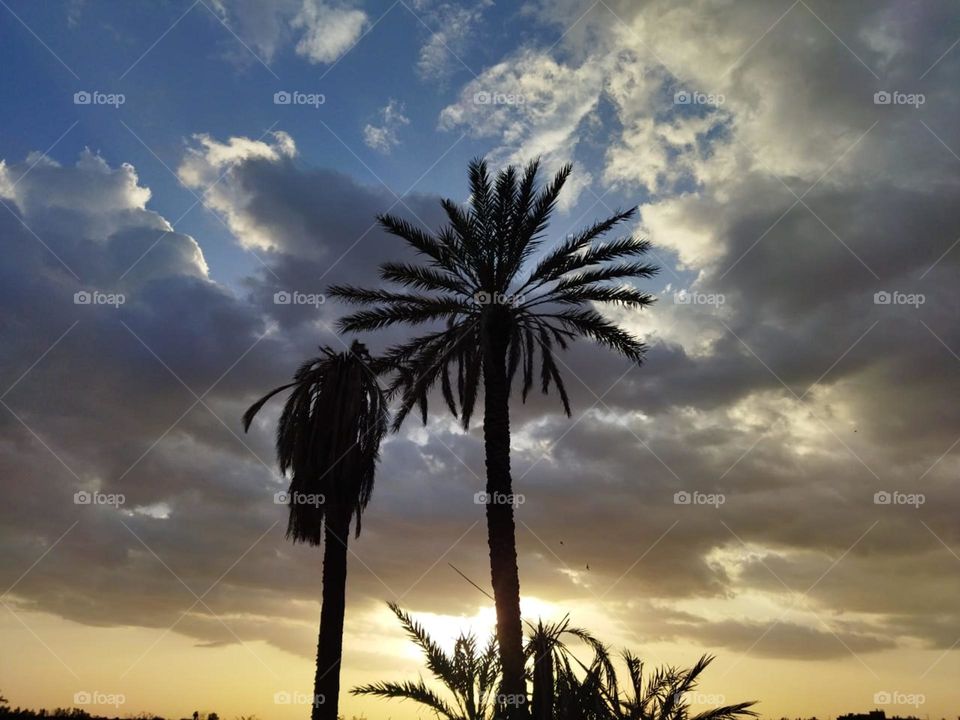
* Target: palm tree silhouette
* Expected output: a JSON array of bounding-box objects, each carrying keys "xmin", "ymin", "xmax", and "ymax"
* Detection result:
[
  {"xmin": 352, "ymin": 603, "xmax": 500, "ymax": 720},
  {"xmin": 526, "ymin": 617, "xmax": 607, "ymax": 720},
  {"xmin": 243, "ymin": 340, "xmax": 388, "ymax": 720},
  {"xmin": 330, "ymin": 158, "xmax": 658, "ymax": 717},
  {"xmin": 566, "ymin": 651, "xmax": 757, "ymax": 720},
  {"xmin": 355, "ymin": 606, "xmax": 756, "ymax": 720}
]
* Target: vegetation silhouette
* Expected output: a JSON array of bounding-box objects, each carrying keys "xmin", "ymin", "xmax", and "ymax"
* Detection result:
[
  {"xmin": 242, "ymin": 340, "xmax": 387, "ymax": 720},
  {"xmin": 526, "ymin": 616, "xmax": 607, "ymax": 720},
  {"xmin": 330, "ymin": 158, "xmax": 658, "ymax": 717},
  {"xmin": 352, "ymin": 603, "xmax": 501, "ymax": 720},
  {"xmin": 351, "ymin": 605, "xmax": 757, "ymax": 720}
]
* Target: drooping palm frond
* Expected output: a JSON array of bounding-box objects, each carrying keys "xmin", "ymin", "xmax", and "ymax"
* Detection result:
[
  {"xmin": 241, "ymin": 340, "xmax": 388, "ymax": 544},
  {"xmin": 327, "ymin": 158, "xmax": 659, "ymax": 431},
  {"xmin": 351, "ymin": 603, "xmax": 500, "ymax": 720}
]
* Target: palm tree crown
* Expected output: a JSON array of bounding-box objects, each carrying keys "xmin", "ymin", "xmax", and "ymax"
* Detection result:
[
  {"xmin": 329, "ymin": 158, "xmax": 658, "ymax": 430},
  {"xmin": 241, "ymin": 340, "xmax": 387, "ymax": 544}
]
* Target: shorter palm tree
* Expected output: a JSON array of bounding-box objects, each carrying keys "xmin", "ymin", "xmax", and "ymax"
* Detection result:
[
  {"xmin": 526, "ymin": 617, "xmax": 609, "ymax": 720},
  {"xmin": 566, "ymin": 650, "xmax": 758, "ymax": 720},
  {"xmin": 352, "ymin": 603, "xmax": 500, "ymax": 720},
  {"xmin": 243, "ymin": 340, "xmax": 388, "ymax": 720},
  {"xmin": 355, "ymin": 608, "xmax": 757, "ymax": 720}
]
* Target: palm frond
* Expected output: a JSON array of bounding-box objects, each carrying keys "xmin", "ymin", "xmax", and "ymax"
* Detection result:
[{"xmin": 351, "ymin": 680, "xmax": 457, "ymax": 720}]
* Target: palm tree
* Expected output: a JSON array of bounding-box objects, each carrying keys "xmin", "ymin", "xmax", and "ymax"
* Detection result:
[
  {"xmin": 352, "ymin": 602, "xmax": 500, "ymax": 720},
  {"xmin": 526, "ymin": 617, "xmax": 609, "ymax": 720},
  {"xmin": 565, "ymin": 649, "xmax": 757, "ymax": 720},
  {"xmin": 330, "ymin": 158, "xmax": 658, "ymax": 715},
  {"xmin": 356, "ymin": 607, "xmax": 756, "ymax": 720},
  {"xmin": 242, "ymin": 340, "xmax": 388, "ymax": 720}
]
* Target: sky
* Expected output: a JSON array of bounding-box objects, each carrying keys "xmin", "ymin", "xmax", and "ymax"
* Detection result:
[{"xmin": 1, "ymin": 0, "xmax": 959, "ymax": 718}]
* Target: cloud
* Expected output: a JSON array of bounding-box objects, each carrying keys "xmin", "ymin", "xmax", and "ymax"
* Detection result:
[
  {"xmin": 292, "ymin": 0, "xmax": 367, "ymax": 64},
  {"xmin": 412, "ymin": 0, "xmax": 491, "ymax": 81},
  {"xmin": 209, "ymin": 0, "xmax": 367, "ymax": 65},
  {"xmin": 362, "ymin": 99, "xmax": 410, "ymax": 154}
]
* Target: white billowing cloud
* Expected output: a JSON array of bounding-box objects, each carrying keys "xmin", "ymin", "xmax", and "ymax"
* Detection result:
[
  {"xmin": 2, "ymin": 149, "xmax": 151, "ymax": 219},
  {"xmin": 362, "ymin": 99, "xmax": 410, "ymax": 154},
  {"xmin": 292, "ymin": 0, "xmax": 367, "ymax": 64},
  {"xmin": 602, "ymin": 112, "xmax": 728, "ymax": 193},
  {"xmin": 0, "ymin": 149, "xmax": 208, "ymax": 276},
  {"xmin": 178, "ymin": 131, "xmax": 297, "ymax": 251}
]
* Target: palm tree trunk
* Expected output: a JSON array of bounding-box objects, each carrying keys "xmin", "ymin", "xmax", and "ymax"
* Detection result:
[
  {"xmin": 481, "ymin": 308, "xmax": 528, "ymax": 720},
  {"xmin": 313, "ymin": 507, "xmax": 351, "ymax": 720},
  {"xmin": 531, "ymin": 647, "xmax": 554, "ymax": 720}
]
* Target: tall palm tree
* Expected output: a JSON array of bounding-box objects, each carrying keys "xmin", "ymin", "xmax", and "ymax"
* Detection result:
[
  {"xmin": 352, "ymin": 602, "xmax": 500, "ymax": 720},
  {"xmin": 242, "ymin": 340, "xmax": 388, "ymax": 720},
  {"xmin": 329, "ymin": 159, "xmax": 658, "ymax": 717}
]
